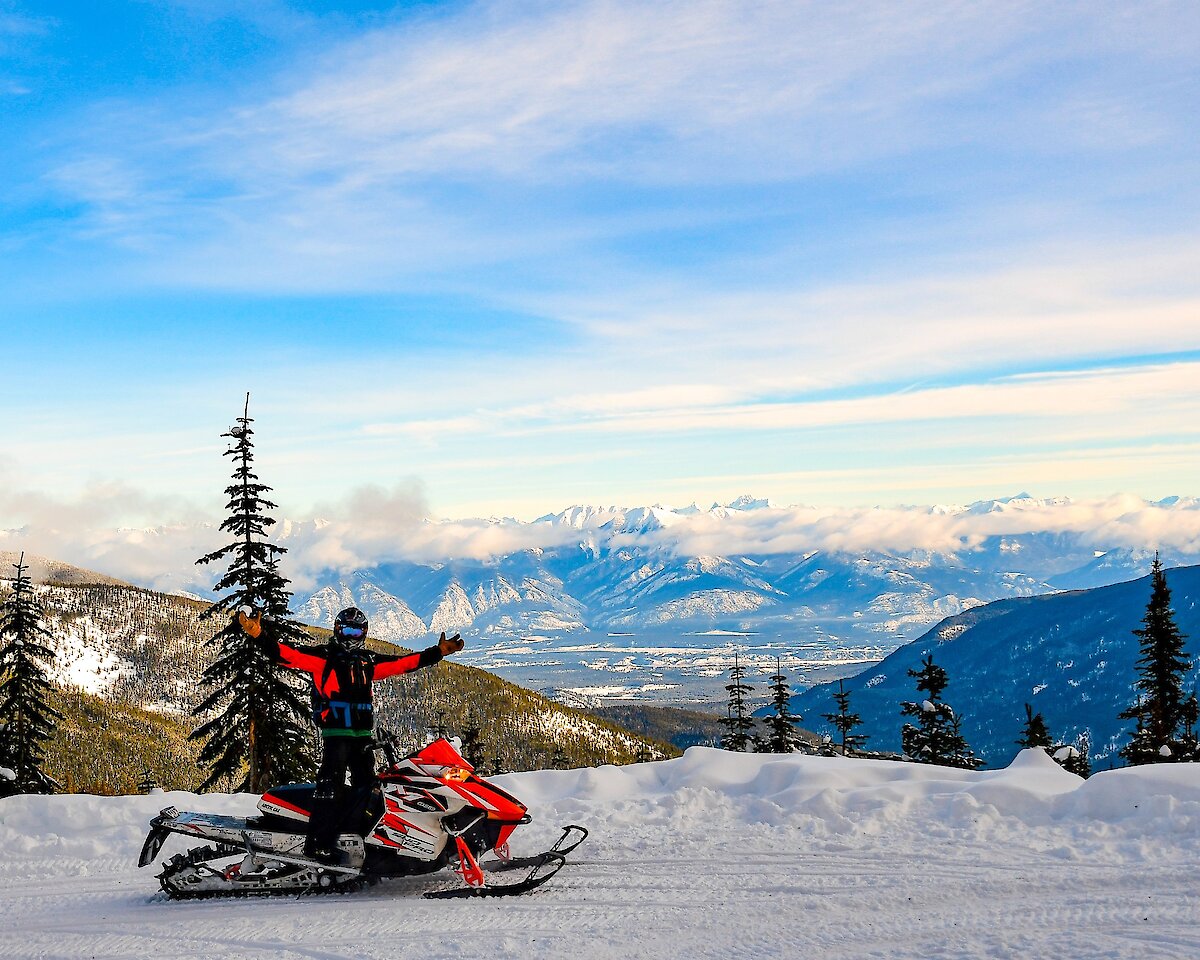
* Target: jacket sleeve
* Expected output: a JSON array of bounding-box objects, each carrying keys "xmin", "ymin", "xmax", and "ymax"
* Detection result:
[
  {"xmin": 373, "ymin": 644, "xmax": 444, "ymax": 681},
  {"xmin": 254, "ymin": 619, "xmax": 327, "ymax": 677},
  {"xmin": 275, "ymin": 639, "xmax": 328, "ymax": 676}
]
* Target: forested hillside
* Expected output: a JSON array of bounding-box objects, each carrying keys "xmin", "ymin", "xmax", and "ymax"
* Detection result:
[
  {"xmin": 591, "ymin": 703, "xmax": 726, "ymax": 750},
  {"xmin": 792, "ymin": 564, "xmax": 1200, "ymax": 767},
  {"xmin": 46, "ymin": 688, "xmax": 202, "ymax": 794},
  {"xmin": 13, "ymin": 580, "xmax": 676, "ymax": 792}
]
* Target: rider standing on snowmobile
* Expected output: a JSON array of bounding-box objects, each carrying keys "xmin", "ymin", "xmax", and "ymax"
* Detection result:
[{"xmin": 237, "ymin": 606, "xmax": 464, "ymax": 862}]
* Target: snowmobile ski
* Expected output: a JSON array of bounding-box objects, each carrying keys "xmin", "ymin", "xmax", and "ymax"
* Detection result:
[
  {"xmin": 480, "ymin": 824, "xmax": 589, "ymax": 872},
  {"xmin": 423, "ymin": 852, "xmax": 567, "ymax": 899}
]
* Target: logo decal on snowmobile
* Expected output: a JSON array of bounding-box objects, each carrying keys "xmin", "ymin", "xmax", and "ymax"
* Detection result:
[{"xmin": 400, "ymin": 832, "xmax": 436, "ymax": 856}]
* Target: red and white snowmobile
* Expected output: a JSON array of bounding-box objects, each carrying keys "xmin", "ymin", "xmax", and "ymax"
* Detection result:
[{"xmin": 138, "ymin": 736, "xmax": 586, "ymax": 899}]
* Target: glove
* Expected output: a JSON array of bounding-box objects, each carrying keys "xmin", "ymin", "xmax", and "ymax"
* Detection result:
[
  {"xmin": 438, "ymin": 631, "xmax": 464, "ymax": 655},
  {"xmin": 236, "ymin": 606, "xmax": 263, "ymax": 639}
]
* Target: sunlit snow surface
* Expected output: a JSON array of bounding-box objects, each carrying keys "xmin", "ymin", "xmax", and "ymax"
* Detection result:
[{"xmin": 2, "ymin": 749, "xmax": 1198, "ymax": 959}]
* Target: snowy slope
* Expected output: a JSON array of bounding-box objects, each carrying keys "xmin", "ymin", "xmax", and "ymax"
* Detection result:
[
  {"xmin": 2, "ymin": 748, "xmax": 1198, "ymax": 959},
  {"xmin": 26, "ymin": 582, "xmax": 671, "ymax": 774},
  {"xmin": 791, "ymin": 564, "xmax": 1200, "ymax": 768}
]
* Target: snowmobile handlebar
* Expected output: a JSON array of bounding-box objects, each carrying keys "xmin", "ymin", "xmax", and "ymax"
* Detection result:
[{"xmin": 372, "ymin": 727, "xmax": 403, "ymax": 767}]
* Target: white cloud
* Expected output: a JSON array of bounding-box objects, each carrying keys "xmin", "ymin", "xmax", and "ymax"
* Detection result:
[
  {"xmin": 619, "ymin": 494, "xmax": 1200, "ymax": 558},
  {"xmin": 39, "ymin": 1, "xmax": 1200, "ymax": 289},
  {"xmin": 530, "ymin": 239, "xmax": 1200, "ymax": 386},
  {"xmin": 276, "ymin": 482, "xmax": 586, "ymax": 587},
  {"xmin": 6, "ymin": 471, "xmax": 1200, "ymax": 593},
  {"xmin": 0, "ymin": 463, "xmax": 219, "ymax": 591},
  {"xmin": 210, "ymin": 0, "xmax": 1198, "ymax": 185},
  {"xmin": 7, "ymin": 1, "xmax": 1199, "ymax": 525},
  {"xmin": 352, "ymin": 359, "xmax": 1200, "ymax": 445}
]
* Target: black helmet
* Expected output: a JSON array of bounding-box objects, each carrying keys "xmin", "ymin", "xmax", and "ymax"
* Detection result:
[{"xmin": 333, "ymin": 607, "xmax": 368, "ymax": 648}]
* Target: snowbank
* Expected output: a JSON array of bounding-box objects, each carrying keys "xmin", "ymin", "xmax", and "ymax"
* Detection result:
[
  {"xmin": 2, "ymin": 749, "xmax": 1198, "ymax": 959},
  {"xmin": 0, "ymin": 789, "xmax": 255, "ymax": 861}
]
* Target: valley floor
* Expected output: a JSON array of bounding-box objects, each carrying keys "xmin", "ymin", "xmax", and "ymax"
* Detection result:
[{"xmin": 1, "ymin": 749, "xmax": 1197, "ymax": 960}]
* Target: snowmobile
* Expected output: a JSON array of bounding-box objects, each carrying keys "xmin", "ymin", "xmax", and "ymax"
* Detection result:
[{"xmin": 138, "ymin": 735, "xmax": 587, "ymax": 899}]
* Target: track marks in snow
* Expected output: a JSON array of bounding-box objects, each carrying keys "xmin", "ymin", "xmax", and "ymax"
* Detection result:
[{"xmin": 3, "ymin": 751, "xmax": 1200, "ymax": 958}]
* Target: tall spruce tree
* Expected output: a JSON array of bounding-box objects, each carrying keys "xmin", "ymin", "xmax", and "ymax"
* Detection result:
[
  {"xmin": 190, "ymin": 396, "xmax": 316, "ymax": 793},
  {"xmin": 720, "ymin": 650, "xmax": 755, "ymax": 751},
  {"xmin": 0, "ymin": 554, "xmax": 61, "ymax": 794},
  {"xmin": 823, "ymin": 679, "xmax": 868, "ymax": 755},
  {"xmin": 760, "ymin": 657, "xmax": 803, "ymax": 753},
  {"xmin": 900, "ymin": 654, "xmax": 983, "ymax": 769},
  {"xmin": 1016, "ymin": 703, "xmax": 1053, "ymax": 749},
  {"xmin": 1119, "ymin": 556, "xmax": 1194, "ymax": 764}
]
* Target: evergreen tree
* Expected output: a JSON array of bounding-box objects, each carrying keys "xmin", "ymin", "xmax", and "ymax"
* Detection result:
[
  {"xmin": 0, "ymin": 553, "xmax": 62, "ymax": 794},
  {"xmin": 1119, "ymin": 556, "xmax": 1194, "ymax": 764},
  {"xmin": 190, "ymin": 396, "xmax": 316, "ymax": 793},
  {"xmin": 1055, "ymin": 731, "xmax": 1091, "ymax": 778},
  {"xmin": 900, "ymin": 654, "xmax": 983, "ymax": 769},
  {"xmin": 759, "ymin": 658, "xmax": 803, "ymax": 753},
  {"xmin": 488, "ymin": 748, "xmax": 508, "ymax": 776},
  {"xmin": 946, "ymin": 714, "xmax": 982, "ymax": 769},
  {"xmin": 1016, "ymin": 703, "xmax": 1053, "ymax": 749},
  {"xmin": 822, "ymin": 679, "xmax": 868, "ymax": 755},
  {"xmin": 1177, "ymin": 689, "xmax": 1199, "ymax": 762},
  {"xmin": 720, "ymin": 650, "xmax": 755, "ymax": 751},
  {"xmin": 1018, "ymin": 703, "xmax": 1092, "ymax": 775},
  {"xmin": 458, "ymin": 718, "xmax": 485, "ymax": 770}
]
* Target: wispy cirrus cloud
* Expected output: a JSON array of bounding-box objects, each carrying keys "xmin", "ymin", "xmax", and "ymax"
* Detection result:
[
  {"xmin": 35, "ymin": 1, "xmax": 1200, "ymax": 290},
  {"xmin": 4, "ymin": 1, "xmax": 1199, "ymax": 520},
  {"xmin": 357, "ymin": 359, "xmax": 1200, "ymax": 445}
]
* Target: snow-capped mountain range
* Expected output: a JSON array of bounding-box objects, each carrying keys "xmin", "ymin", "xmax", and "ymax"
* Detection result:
[{"xmin": 267, "ymin": 494, "xmax": 1200, "ymax": 704}]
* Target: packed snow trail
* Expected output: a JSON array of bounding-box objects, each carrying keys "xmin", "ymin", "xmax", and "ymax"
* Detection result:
[{"xmin": 1, "ymin": 748, "xmax": 1198, "ymax": 959}]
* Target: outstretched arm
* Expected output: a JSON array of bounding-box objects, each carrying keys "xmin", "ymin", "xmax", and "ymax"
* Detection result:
[
  {"xmin": 373, "ymin": 632, "xmax": 464, "ymax": 681},
  {"xmin": 237, "ymin": 607, "xmax": 327, "ymax": 675}
]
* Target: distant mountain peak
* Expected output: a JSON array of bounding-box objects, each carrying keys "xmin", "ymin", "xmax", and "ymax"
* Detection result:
[
  {"xmin": 539, "ymin": 497, "xmax": 777, "ymax": 529},
  {"xmin": 967, "ymin": 493, "xmax": 1074, "ymax": 515},
  {"xmin": 721, "ymin": 495, "xmax": 774, "ymax": 511}
]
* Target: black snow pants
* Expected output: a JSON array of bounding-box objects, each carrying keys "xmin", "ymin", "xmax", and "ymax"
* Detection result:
[{"xmin": 308, "ymin": 736, "xmax": 376, "ymax": 855}]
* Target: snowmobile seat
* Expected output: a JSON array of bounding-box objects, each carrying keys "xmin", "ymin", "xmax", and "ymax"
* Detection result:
[{"xmin": 259, "ymin": 783, "xmax": 317, "ymax": 822}]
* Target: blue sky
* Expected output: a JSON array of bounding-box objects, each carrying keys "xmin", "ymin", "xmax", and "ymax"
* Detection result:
[{"xmin": 2, "ymin": 0, "xmax": 1200, "ymax": 533}]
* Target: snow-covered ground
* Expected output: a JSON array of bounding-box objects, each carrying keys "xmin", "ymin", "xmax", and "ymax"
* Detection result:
[{"xmin": 1, "ymin": 749, "xmax": 1198, "ymax": 959}]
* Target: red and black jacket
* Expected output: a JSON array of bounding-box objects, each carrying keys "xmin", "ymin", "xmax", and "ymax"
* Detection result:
[{"xmin": 259, "ymin": 627, "xmax": 444, "ymax": 738}]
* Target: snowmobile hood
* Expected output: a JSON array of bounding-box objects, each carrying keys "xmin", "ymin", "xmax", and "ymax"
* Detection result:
[{"xmin": 415, "ymin": 738, "xmax": 473, "ymax": 771}]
